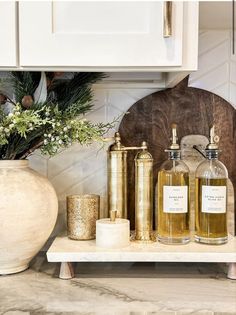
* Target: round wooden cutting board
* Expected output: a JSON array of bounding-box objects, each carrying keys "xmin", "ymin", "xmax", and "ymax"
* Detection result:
[{"xmin": 119, "ymin": 78, "xmax": 236, "ymax": 231}]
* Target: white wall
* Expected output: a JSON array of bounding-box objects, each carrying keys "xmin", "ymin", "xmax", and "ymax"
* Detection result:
[{"xmin": 28, "ymin": 30, "xmax": 236, "ymax": 233}]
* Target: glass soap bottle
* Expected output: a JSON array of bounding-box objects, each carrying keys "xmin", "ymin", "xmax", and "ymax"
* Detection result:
[
  {"xmin": 195, "ymin": 126, "xmax": 228, "ymax": 245},
  {"xmin": 156, "ymin": 124, "xmax": 190, "ymax": 244}
]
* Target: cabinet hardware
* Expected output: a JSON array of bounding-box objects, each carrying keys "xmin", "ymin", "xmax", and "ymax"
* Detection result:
[
  {"xmin": 233, "ymin": 0, "xmax": 235, "ymax": 54},
  {"xmin": 163, "ymin": 1, "xmax": 172, "ymax": 38}
]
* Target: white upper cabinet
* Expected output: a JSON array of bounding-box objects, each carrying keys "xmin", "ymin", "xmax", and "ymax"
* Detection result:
[
  {"xmin": 0, "ymin": 1, "xmax": 199, "ymax": 79},
  {"xmin": 0, "ymin": 2, "xmax": 17, "ymax": 67},
  {"xmin": 18, "ymin": 1, "xmax": 198, "ymax": 70}
]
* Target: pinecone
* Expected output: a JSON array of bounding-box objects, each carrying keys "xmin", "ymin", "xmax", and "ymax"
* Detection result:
[
  {"xmin": 53, "ymin": 72, "xmax": 64, "ymax": 78},
  {"xmin": 0, "ymin": 93, "xmax": 7, "ymax": 105},
  {"xmin": 22, "ymin": 95, "xmax": 33, "ymax": 109}
]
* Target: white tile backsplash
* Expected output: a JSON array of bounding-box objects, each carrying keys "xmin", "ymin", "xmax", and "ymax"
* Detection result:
[
  {"xmin": 27, "ymin": 30, "xmax": 236, "ymax": 233},
  {"xmin": 189, "ymin": 30, "xmax": 236, "ymax": 108},
  {"xmin": 189, "ymin": 62, "xmax": 230, "ymax": 91},
  {"xmin": 230, "ymin": 60, "xmax": 236, "ymax": 83},
  {"xmin": 198, "ymin": 30, "xmax": 230, "ymax": 56}
]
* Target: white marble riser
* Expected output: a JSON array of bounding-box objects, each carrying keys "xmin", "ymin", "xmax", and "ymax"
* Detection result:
[{"xmin": 47, "ymin": 236, "xmax": 236, "ymax": 263}]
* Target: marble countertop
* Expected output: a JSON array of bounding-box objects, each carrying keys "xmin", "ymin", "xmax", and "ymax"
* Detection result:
[{"xmin": 0, "ymin": 252, "xmax": 236, "ymax": 315}]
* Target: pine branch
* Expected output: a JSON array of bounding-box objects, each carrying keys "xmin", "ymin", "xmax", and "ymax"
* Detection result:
[
  {"xmin": 0, "ymin": 71, "xmax": 109, "ymax": 160},
  {"xmin": 6, "ymin": 96, "xmax": 16, "ymax": 106},
  {"xmin": 10, "ymin": 72, "xmax": 40, "ymax": 103},
  {"xmin": 14, "ymin": 129, "xmax": 44, "ymax": 158},
  {"xmin": 49, "ymin": 72, "xmax": 106, "ymax": 112},
  {"xmin": 2, "ymin": 127, "xmax": 44, "ymax": 160},
  {"xmin": 18, "ymin": 139, "xmax": 44, "ymax": 160}
]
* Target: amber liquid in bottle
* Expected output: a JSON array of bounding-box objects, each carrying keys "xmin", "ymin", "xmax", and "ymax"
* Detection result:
[
  {"xmin": 195, "ymin": 126, "xmax": 228, "ymax": 244},
  {"xmin": 157, "ymin": 154, "xmax": 190, "ymax": 244},
  {"xmin": 158, "ymin": 170, "xmax": 190, "ymax": 243},
  {"xmin": 195, "ymin": 177, "xmax": 227, "ymax": 244},
  {"xmin": 195, "ymin": 141, "xmax": 228, "ymax": 245}
]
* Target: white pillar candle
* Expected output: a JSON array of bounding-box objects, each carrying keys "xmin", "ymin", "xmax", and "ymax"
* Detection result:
[{"xmin": 96, "ymin": 218, "xmax": 130, "ymax": 249}]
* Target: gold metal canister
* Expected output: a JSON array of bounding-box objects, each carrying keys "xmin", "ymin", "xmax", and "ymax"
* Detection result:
[
  {"xmin": 107, "ymin": 132, "xmax": 127, "ymax": 219},
  {"xmin": 67, "ymin": 194, "xmax": 100, "ymax": 240},
  {"xmin": 135, "ymin": 142, "xmax": 153, "ymax": 241}
]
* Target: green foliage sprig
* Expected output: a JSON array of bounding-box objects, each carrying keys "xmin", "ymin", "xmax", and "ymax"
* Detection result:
[{"xmin": 0, "ymin": 72, "xmax": 113, "ymax": 160}]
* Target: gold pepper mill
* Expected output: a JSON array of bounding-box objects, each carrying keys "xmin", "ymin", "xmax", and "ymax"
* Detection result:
[
  {"xmin": 135, "ymin": 142, "xmax": 153, "ymax": 241},
  {"xmin": 107, "ymin": 132, "xmax": 152, "ymax": 220},
  {"xmin": 107, "ymin": 132, "xmax": 128, "ymax": 219}
]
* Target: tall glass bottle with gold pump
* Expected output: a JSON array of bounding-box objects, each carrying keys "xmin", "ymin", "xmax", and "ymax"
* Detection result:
[
  {"xmin": 156, "ymin": 124, "xmax": 190, "ymax": 244},
  {"xmin": 195, "ymin": 126, "xmax": 228, "ymax": 244}
]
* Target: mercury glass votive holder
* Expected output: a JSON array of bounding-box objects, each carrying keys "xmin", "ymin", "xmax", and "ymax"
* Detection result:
[{"xmin": 67, "ymin": 194, "xmax": 100, "ymax": 240}]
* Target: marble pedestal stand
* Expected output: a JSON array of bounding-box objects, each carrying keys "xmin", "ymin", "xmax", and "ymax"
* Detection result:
[{"xmin": 47, "ymin": 236, "xmax": 236, "ymax": 280}]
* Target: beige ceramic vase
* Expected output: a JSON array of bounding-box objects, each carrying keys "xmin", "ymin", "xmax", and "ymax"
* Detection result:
[{"xmin": 0, "ymin": 160, "xmax": 58, "ymax": 274}]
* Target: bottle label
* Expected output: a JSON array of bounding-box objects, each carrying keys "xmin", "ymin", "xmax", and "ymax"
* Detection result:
[
  {"xmin": 201, "ymin": 185, "xmax": 227, "ymax": 213},
  {"xmin": 163, "ymin": 186, "xmax": 188, "ymax": 213}
]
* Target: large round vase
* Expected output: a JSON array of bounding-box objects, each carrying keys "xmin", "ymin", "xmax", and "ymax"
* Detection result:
[{"xmin": 0, "ymin": 160, "xmax": 58, "ymax": 274}]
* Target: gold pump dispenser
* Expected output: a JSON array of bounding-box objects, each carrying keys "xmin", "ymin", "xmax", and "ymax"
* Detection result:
[
  {"xmin": 135, "ymin": 142, "xmax": 153, "ymax": 241},
  {"xmin": 169, "ymin": 123, "xmax": 180, "ymax": 150},
  {"xmin": 206, "ymin": 125, "xmax": 219, "ymax": 150}
]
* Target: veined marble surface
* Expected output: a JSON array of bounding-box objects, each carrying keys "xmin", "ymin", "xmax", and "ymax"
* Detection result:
[{"xmin": 0, "ymin": 252, "xmax": 236, "ymax": 315}]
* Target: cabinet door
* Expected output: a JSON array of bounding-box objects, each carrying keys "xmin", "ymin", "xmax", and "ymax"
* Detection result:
[
  {"xmin": 19, "ymin": 1, "xmax": 184, "ymax": 68},
  {"xmin": 0, "ymin": 2, "xmax": 17, "ymax": 67}
]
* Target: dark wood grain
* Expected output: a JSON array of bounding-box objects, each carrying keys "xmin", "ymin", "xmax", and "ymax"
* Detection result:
[{"xmin": 119, "ymin": 77, "xmax": 236, "ymax": 231}]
